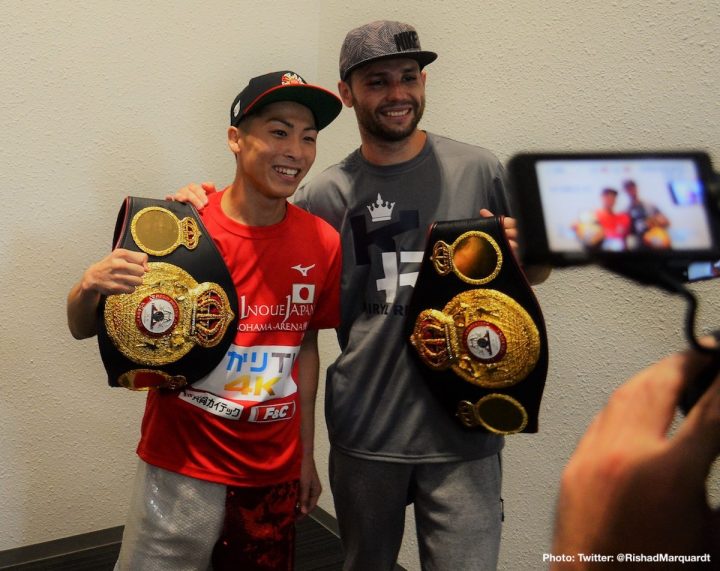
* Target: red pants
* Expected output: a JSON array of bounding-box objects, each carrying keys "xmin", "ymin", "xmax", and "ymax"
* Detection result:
[{"xmin": 211, "ymin": 480, "xmax": 299, "ymax": 571}]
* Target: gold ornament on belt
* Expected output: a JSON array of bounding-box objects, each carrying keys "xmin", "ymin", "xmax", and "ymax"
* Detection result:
[
  {"xmin": 457, "ymin": 394, "xmax": 528, "ymax": 434},
  {"xmin": 117, "ymin": 369, "xmax": 188, "ymax": 391},
  {"xmin": 410, "ymin": 289, "xmax": 540, "ymax": 389},
  {"xmin": 104, "ymin": 262, "xmax": 235, "ymax": 366},
  {"xmin": 430, "ymin": 231, "xmax": 502, "ymax": 285},
  {"xmin": 131, "ymin": 206, "xmax": 201, "ymax": 256}
]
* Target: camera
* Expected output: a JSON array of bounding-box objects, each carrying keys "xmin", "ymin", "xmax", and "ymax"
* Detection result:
[
  {"xmin": 507, "ymin": 151, "xmax": 720, "ymax": 279},
  {"xmin": 508, "ymin": 151, "xmax": 720, "ymax": 408}
]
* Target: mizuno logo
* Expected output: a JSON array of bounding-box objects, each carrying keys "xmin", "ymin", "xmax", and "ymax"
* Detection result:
[{"xmin": 291, "ymin": 264, "xmax": 315, "ymax": 276}]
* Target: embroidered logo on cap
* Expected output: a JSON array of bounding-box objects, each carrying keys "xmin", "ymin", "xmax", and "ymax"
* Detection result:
[
  {"xmin": 394, "ymin": 30, "xmax": 420, "ymax": 51},
  {"xmin": 281, "ymin": 72, "xmax": 306, "ymax": 85}
]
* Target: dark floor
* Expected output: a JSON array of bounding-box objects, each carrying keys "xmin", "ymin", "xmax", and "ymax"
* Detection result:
[{"xmin": 0, "ymin": 515, "xmax": 346, "ymax": 571}]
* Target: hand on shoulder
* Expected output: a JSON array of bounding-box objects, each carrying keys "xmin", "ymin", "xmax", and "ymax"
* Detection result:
[{"xmin": 166, "ymin": 182, "xmax": 217, "ymax": 210}]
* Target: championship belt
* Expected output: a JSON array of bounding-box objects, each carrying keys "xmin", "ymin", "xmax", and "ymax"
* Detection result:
[
  {"xmin": 96, "ymin": 197, "xmax": 238, "ymax": 390},
  {"xmin": 406, "ymin": 217, "xmax": 548, "ymax": 434}
]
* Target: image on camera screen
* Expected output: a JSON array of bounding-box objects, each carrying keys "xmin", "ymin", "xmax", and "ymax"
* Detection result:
[{"xmin": 535, "ymin": 158, "xmax": 713, "ymax": 254}]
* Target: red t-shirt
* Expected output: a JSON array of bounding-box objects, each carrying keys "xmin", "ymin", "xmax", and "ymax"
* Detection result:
[
  {"xmin": 595, "ymin": 208, "xmax": 631, "ymax": 250},
  {"xmin": 136, "ymin": 192, "xmax": 341, "ymax": 486},
  {"xmin": 596, "ymin": 209, "xmax": 631, "ymax": 239}
]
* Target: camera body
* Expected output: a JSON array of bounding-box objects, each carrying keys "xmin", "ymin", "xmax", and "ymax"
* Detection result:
[{"xmin": 508, "ymin": 151, "xmax": 720, "ymax": 280}]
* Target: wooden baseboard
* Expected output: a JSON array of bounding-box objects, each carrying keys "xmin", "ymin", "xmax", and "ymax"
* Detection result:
[{"xmin": 0, "ymin": 526, "xmax": 124, "ymax": 569}]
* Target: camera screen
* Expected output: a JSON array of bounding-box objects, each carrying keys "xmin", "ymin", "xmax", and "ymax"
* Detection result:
[{"xmin": 534, "ymin": 158, "xmax": 714, "ymax": 254}]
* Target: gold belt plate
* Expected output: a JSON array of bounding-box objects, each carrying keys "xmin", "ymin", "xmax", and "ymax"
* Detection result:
[
  {"xmin": 131, "ymin": 206, "xmax": 201, "ymax": 256},
  {"xmin": 104, "ymin": 262, "xmax": 235, "ymax": 366},
  {"xmin": 457, "ymin": 394, "xmax": 529, "ymax": 434},
  {"xmin": 410, "ymin": 289, "xmax": 540, "ymax": 389},
  {"xmin": 430, "ymin": 231, "xmax": 502, "ymax": 285}
]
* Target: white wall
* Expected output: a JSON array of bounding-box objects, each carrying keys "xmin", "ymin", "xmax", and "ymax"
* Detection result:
[
  {"xmin": 0, "ymin": 0, "xmax": 325, "ymax": 551},
  {"xmin": 315, "ymin": 3, "xmax": 720, "ymax": 569},
  {"xmin": 1, "ymin": 2, "xmax": 718, "ymax": 570}
]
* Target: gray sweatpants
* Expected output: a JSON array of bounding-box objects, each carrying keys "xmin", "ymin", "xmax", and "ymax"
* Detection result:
[
  {"xmin": 330, "ymin": 448, "xmax": 503, "ymax": 571},
  {"xmin": 114, "ymin": 460, "xmax": 225, "ymax": 571}
]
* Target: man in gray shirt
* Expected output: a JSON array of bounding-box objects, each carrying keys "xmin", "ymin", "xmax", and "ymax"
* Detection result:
[{"xmin": 295, "ymin": 21, "xmax": 547, "ymax": 570}]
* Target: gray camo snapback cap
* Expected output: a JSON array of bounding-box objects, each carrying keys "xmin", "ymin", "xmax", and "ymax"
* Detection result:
[{"xmin": 339, "ymin": 20, "xmax": 438, "ymax": 80}]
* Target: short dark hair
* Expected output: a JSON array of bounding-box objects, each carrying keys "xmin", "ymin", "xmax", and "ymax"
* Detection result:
[{"xmin": 622, "ymin": 179, "xmax": 637, "ymax": 189}]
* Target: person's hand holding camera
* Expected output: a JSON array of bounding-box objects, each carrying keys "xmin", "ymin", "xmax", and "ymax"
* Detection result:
[{"xmin": 551, "ymin": 343, "xmax": 720, "ymax": 567}]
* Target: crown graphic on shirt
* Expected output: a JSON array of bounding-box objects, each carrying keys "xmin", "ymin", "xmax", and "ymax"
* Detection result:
[{"xmin": 367, "ymin": 193, "xmax": 395, "ymax": 222}]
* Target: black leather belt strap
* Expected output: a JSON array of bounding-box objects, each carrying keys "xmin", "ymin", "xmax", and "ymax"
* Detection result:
[
  {"xmin": 96, "ymin": 197, "xmax": 239, "ymax": 390},
  {"xmin": 406, "ymin": 216, "xmax": 549, "ymax": 434}
]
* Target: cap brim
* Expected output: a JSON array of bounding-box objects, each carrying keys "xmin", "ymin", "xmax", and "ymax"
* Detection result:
[
  {"xmin": 244, "ymin": 84, "xmax": 343, "ymax": 131},
  {"xmin": 341, "ymin": 50, "xmax": 438, "ymax": 80}
]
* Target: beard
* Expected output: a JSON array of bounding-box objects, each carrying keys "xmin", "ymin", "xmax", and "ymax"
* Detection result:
[{"xmin": 352, "ymin": 96, "xmax": 426, "ymax": 142}]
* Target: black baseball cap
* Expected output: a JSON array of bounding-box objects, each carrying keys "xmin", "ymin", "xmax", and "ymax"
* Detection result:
[
  {"xmin": 339, "ymin": 20, "xmax": 438, "ymax": 80},
  {"xmin": 230, "ymin": 70, "xmax": 342, "ymax": 130}
]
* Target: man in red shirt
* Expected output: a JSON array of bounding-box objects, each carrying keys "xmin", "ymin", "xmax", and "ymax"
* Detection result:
[
  {"xmin": 595, "ymin": 187, "xmax": 631, "ymax": 251},
  {"xmin": 66, "ymin": 71, "xmax": 343, "ymax": 570}
]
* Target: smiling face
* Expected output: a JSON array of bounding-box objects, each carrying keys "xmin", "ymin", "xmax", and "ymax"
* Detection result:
[
  {"xmin": 601, "ymin": 189, "xmax": 618, "ymax": 211},
  {"xmin": 624, "ymin": 181, "xmax": 639, "ymax": 202},
  {"xmin": 340, "ymin": 57, "xmax": 426, "ymax": 143},
  {"xmin": 229, "ymin": 100, "xmax": 318, "ymax": 203}
]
